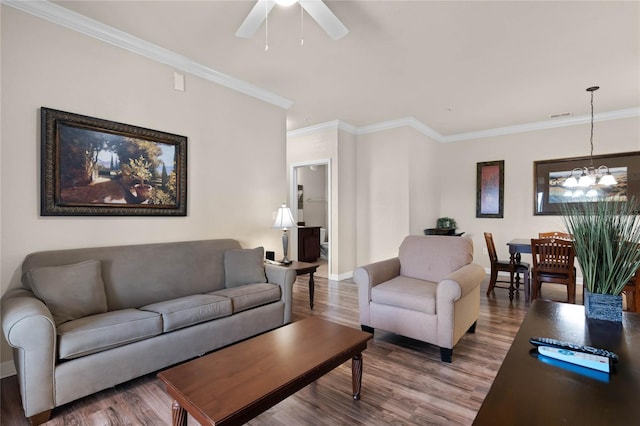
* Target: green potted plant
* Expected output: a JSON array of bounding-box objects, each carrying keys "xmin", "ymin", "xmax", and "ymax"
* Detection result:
[
  {"xmin": 561, "ymin": 197, "xmax": 640, "ymax": 322},
  {"xmin": 425, "ymin": 217, "xmax": 457, "ymax": 235},
  {"xmin": 436, "ymin": 217, "xmax": 457, "ymax": 231}
]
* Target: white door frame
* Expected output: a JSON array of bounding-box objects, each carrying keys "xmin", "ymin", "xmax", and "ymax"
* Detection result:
[{"xmin": 290, "ymin": 159, "xmax": 332, "ymax": 277}]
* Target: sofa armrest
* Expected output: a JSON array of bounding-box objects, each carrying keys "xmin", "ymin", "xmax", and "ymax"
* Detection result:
[
  {"xmin": 264, "ymin": 264, "xmax": 297, "ymax": 324},
  {"xmin": 1, "ymin": 289, "xmax": 57, "ymax": 417},
  {"xmin": 353, "ymin": 257, "xmax": 401, "ymax": 327}
]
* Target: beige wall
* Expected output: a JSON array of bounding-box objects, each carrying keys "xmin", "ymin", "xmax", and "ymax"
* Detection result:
[
  {"xmin": 1, "ymin": 7, "xmax": 287, "ymax": 373},
  {"xmin": 356, "ymin": 127, "xmax": 440, "ymax": 264},
  {"xmin": 295, "ymin": 117, "xmax": 638, "ymax": 276},
  {"xmin": 438, "ymin": 117, "xmax": 640, "ymax": 270},
  {"xmin": 287, "ymin": 125, "xmax": 358, "ymax": 279},
  {"xmin": 336, "ymin": 129, "xmax": 357, "ymax": 278}
]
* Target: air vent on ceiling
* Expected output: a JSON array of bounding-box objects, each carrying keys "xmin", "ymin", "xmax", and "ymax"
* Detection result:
[{"xmin": 548, "ymin": 112, "xmax": 573, "ymax": 119}]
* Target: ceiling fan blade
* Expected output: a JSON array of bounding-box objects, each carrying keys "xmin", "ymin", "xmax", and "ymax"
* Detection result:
[
  {"xmin": 236, "ymin": 0, "xmax": 276, "ymax": 39},
  {"xmin": 300, "ymin": 0, "xmax": 349, "ymax": 40}
]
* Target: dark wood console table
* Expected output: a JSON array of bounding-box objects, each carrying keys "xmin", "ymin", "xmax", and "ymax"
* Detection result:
[
  {"xmin": 298, "ymin": 226, "xmax": 321, "ymax": 262},
  {"xmin": 473, "ymin": 300, "xmax": 640, "ymax": 425}
]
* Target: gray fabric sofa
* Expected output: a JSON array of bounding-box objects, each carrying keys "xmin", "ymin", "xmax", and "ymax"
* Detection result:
[
  {"xmin": 354, "ymin": 235, "xmax": 485, "ymax": 363},
  {"xmin": 1, "ymin": 239, "xmax": 297, "ymax": 425}
]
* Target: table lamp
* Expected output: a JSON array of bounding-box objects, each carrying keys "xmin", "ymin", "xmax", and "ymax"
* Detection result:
[{"xmin": 272, "ymin": 203, "xmax": 296, "ymax": 265}]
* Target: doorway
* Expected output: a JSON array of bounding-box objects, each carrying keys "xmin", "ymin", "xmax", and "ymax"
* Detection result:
[{"xmin": 291, "ymin": 160, "xmax": 331, "ymax": 278}]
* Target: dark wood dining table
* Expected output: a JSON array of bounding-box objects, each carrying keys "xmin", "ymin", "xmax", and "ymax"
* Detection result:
[{"xmin": 506, "ymin": 239, "xmax": 532, "ymax": 301}]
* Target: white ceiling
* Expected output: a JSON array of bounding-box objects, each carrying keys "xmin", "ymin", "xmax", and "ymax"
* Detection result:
[{"xmin": 48, "ymin": 1, "xmax": 640, "ymax": 135}]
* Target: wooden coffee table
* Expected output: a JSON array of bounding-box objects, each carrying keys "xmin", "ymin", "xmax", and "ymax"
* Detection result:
[{"xmin": 157, "ymin": 317, "xmax": 373, "ymax": 426}]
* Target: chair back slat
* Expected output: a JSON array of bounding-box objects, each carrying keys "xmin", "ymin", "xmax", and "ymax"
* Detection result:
[
  {"xmin": 484, "ymin": 232, "xmax": 498, "ymax": 264},
  {"xmin": 531, "ymin": 238, "xmax": 575, "ymax": 274},
  {"xmin": 538, "ymin": 231, "xmax": 573, "ymax": 241}
]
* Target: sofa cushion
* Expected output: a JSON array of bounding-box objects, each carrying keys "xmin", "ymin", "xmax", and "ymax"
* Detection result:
[
  {"xmin": 141, "ymin": 294, "xmax": 232, "ymax": 332},
  {"xmin": 23, "ymin": 260, "xmax": 108, "ymax": 326},
  {"xmin": 57, "ymin": 309, "xmax": 162, "ymax": 360},
  {"xmin": 224, "ymin": 247, "xmax": 267, "ymax": 288},
  {"xmin": 371, "ymin": 276, "xmax": 437, "ymax": 315},
  {"xmin": 399, "ymin": 235, "xmax": 473, "ymax": 283},
  {"xmin": 212, "ymin": 283, "xmax": 281, "ymax": 313}
]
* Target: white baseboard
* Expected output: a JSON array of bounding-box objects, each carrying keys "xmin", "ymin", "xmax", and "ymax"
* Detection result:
[
  {"xmin": 1, "ymin": 360, "xmax": 17, "ymax": 379},
  {"xmin": 332, "ymin": 271, "xmax": 353, "ymax": 282}
]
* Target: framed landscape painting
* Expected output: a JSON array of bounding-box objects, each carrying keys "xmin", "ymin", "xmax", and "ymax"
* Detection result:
[
  {"xmin": 476, "ymin": 160, "xmax": 504, "ymax": 218},
  {"xmin": 533, "ymin": 151, "xmax": 640, "ymax": 215},
  {"xmin": 41, "ymin": 107, "xmax": 187, "ymax": 216}
]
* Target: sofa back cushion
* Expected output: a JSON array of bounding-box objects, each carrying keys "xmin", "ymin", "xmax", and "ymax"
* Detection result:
[
  {"xmin": 22, "ymin": 239, "xmax": 242, "ymax": 311},
  {"xmin": 224, "ymin": 247, "xmax": 267, "ymax": 288},
  {"xmin": 399, "ymin": 235, "xmax": 474, "ymax": 283},
  {"xmin": 23, "ymin": 259, "xmax": 108, "ymax": 326}
]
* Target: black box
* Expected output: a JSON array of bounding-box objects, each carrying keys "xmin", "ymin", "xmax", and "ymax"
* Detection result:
[{"xmin": 265, "ymin": 250, "xmax": 275, "ymax": 261}]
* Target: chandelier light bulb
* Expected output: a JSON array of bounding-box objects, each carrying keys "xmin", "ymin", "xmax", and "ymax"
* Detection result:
[
  {"xmin": 578, "ymin": 173, "xmax": 593, "ymax": 188},
  {"xmin": 563, "ymin": 176, "xmax": 578, "ymax": 188},
  {"xmin": 598, "ymin": 174, "xmax": 617, "ymax": 186}
]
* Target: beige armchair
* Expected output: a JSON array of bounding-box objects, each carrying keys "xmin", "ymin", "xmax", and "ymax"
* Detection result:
[{"xmin": 354, "ymin": 235, "xmax": 485, "ymax": 362}]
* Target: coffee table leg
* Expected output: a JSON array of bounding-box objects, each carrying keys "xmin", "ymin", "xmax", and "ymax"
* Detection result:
[
  {"xmin": 352, "ymin": 353, "xmax": 363, "ymax": 400},
  {"xmin": 172, "ymin": 400, "xmax": 188, "ymax": 426},
  {"xmin": 308, "ymin": 272, "xmax": 315, "ymax": 309}
]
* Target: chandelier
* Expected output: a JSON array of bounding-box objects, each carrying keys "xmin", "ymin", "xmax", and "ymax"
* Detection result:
[{"xmin": 562, "ymin": 86, "xmax": 617, "ymax": 197}]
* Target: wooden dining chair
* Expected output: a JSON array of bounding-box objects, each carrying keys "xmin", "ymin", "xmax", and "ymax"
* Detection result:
[
  {"xmin": 530, "ymin": 238, "xmax": 576, "ymax": 304},
  {"xmin": 623, "ymin": 267, "xmax": 640, "ymax": 313},
  {"xmin": 484, "ymin": 232, "xmax": 530, "ymax": 302},
  {"xmin": 539, "ymin": 231, "xmax": 573, "ymax": 241}
]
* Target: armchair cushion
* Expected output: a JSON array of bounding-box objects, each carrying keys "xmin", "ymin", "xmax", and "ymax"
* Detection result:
[
  {"xmin": 399, "ymin": 235, "xmax": 474, "ymax": 283},
  {"xmin": 371, "ymin": 276, "xmax": 436, "ymax": 314}
]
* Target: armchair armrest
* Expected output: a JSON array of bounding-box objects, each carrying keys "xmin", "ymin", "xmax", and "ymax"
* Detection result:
[
  {"xmin": 436, "ymin": 263, "xmax": 485, "ymax": 348},
  {"xmin": 1, "ymin": 289, "xmax": 57, "ymax": 417},
  {"xmin": 437, "ymin": 263, "xmax": 486, "ymax": 302},
  {"xmin": 264, "ymin": 264, "xmax": 297, "ymax": 324},
  {"xmin": 353, "ymin": 257, "xmax": 401, "ymax": 326}
]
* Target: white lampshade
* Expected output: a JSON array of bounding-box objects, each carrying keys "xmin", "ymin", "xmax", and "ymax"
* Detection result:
[
  {"xmin": 272, "ymin": 204, "xmax": 296, "ymax": 229},
  {"xmin": 598, "ymin": 173, "xmax": 617, "ymax": 186},
  {"xmin": 563, "ymin": 176, "xmax": 578, "ymax": 188},
  {"xmin": 578, "ymin": 173, "xmax": 594, "ymax": 188},
  {"xmin": 275, "ymin": 0, "xmax": 297, "ymax": 6}
]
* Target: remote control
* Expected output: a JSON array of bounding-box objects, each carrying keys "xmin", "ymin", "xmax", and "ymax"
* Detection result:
[
  {"xmin": 537, "ymin": 346, "xmax": 611, "ymax": 373},
  {"xmin": 530, "ymin": 336, "xmax": 619, "ymax": 363}
]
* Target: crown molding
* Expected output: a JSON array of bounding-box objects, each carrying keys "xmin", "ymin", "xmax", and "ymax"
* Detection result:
[
  {"xmin": 287, "ymin": 120, "xmax": 357, "ymax": 138},
  {"xmin": 442, "ymin": 107, "xmax": 640, "ymax": 143},
  {"xmin": 288, "ymin": 108, "xmax": 639, "ymax": 142},
  {"xmin": 356, "ymin": 117, "xmax": 444, "ymax": 141},
  {"xmin": 3, "ymin": 0, "xmax": 294, "ymax": 110}
]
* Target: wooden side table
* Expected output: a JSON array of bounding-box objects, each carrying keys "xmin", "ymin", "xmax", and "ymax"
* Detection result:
[{"xmin": 286, "ymin": 261, "xmax": 319, "ymax": 309}]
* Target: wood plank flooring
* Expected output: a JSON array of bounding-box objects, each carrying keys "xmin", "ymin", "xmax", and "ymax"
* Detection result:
[{"xmin": 1, "ymin": 275, "xmax": 567, "ymax": 426}]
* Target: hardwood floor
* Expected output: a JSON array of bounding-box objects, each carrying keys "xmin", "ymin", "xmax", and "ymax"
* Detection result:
[{"xmin": 1, "ymin": 275, "xmax": 565, "ymax": 426}]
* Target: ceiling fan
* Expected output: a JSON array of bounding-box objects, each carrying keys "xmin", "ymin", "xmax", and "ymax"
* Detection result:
[{"xmin": 236, "ymin": 0, "xmax": 349, "ymax": 41}]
